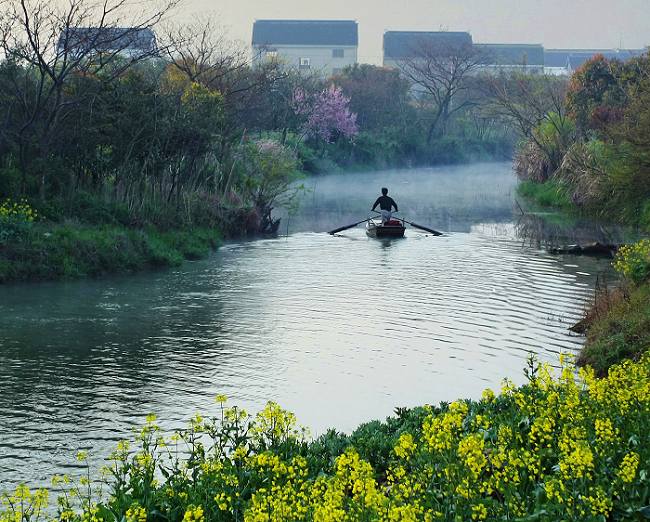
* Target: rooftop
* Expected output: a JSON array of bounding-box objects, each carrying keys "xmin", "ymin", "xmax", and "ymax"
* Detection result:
[
  {"xmin": 544, "ymin": 48, "xmax": 647, "ymax": 68},
  {"xmin": 476, "ymin": 43, "xmax": 544, "ymax": 66},
  {"xmin": 57, "ymin": 27, "xmax": 156, "ymax": 53},
  {"xmin": 252, "ymin": 20, "xmax": 358, "ymax": 47},
  {"xmin": 383, "ymin": 31, "xmax": 473, "ymax": 59}
]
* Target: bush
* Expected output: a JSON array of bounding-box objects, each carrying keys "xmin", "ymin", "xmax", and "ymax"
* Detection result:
[
  {"xmin": 0, "ymin": 198, "xmax": 38, "ymax": 244},
  {"xmin": 0, "ymin": 223, "xmax": 220, "ymax": 282},
  {"xmin": 613, "ymin": 239, "xmax": 650, "ymax": 285},
  {"xmin": 517, "ymin": 180, "xmax": 573, "ymax": 209},
  {"xmin": 3, "ymin": 354, "xmax": 650, "ymax": 521},
  {"xmin": 578, "ymin": 283, "xmax": 650, "ymax": 374}
]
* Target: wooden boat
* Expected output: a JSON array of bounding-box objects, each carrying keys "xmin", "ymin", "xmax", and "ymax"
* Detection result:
[{"xmin": 366, "ymin": 218, "xmax": 406, "ymax": 238}]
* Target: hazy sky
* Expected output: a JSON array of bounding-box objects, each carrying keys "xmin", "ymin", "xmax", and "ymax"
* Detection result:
[{"xmin": 178, "ymin": 0, "xmax": 649, "ymax": 64}]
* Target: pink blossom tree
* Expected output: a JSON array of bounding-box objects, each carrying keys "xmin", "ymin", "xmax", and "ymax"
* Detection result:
[{"xmin": 292, "ymin": 85, "xmax": 358, "ymax": 143}]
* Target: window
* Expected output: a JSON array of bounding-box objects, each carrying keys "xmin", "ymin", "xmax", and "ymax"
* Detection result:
[
  {"xmin": 265, "ymin": 50, "xmax": 278, "ymax": 60},
  {"xmin": 299, "ymin": 57, "xmax": 311, "ymax": 69},
  {"xmin": 332, "ymin": 48, "xmax": 344, "ymax": 58}
]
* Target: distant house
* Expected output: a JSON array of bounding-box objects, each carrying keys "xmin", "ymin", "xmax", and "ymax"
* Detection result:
[
  {"xmin": 544, "ymin": 48, "xmax": 647, "ymax": 75},
  {"xmin": 57, "ymin": 27, "xmax": 157, "ymax": 59},
  {"xmin": 475, "ymin": 43, "xmax": 544, "ymax": 74},
  {"xmin": 383, "ymin": 31, "xmax": 473, "ymax": 68},
  {"xmin": 251, "ymin": 20, "xmax": 358, "ymax": 76}
]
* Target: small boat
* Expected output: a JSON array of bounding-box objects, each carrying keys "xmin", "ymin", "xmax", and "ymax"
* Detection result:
[{"xmin": 366, "ymin": 218, "xmax": 406, "ymax": 238}]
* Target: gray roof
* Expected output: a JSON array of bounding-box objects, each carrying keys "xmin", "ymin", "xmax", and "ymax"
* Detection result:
[
  {"xmin": 252, "ymin": 20, "xmax": 358, "ymax": 46},
  {"xmin": 383, "ymin": 31, "xmax": 473, "ymax": 59},
  {"xmin": 544, "ymin": 48, "xmax": 647, "ymax": 69},
  {"xmin": 57, "ymin": 27, "xmax": 156, "ymax": 54},
  {"xmin": 476, "ymin": 43, "xmax": 544, "ymax": 66}
]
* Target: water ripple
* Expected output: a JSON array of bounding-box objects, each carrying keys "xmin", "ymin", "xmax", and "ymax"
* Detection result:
[{"xmin": 0, "ymin": 194, "xmax": 612, "ymax": 491}]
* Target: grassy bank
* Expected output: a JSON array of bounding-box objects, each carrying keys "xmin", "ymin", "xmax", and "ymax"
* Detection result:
[
  {"xmin": 575, "ymin": 239, "xmax": 650, "ymax": 374},
  {"xmin": 517, "ymin": 180, "xmax": 574, "ymax": 210},
  {"xmin": 577, "ymin": 283, "xmax": 650, "ymax": 375},
  {"xmin": 2, "ymin": 354, "xmax": 649, "ymax": 521},
  {"xmin": 0, "ymin": 222, "xmax": 220, "ymax": 283}
]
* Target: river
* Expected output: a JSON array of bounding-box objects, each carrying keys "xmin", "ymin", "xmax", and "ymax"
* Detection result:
[{"xmin": 0, "ymin": 162, "xmax": 614, "ymax": 491}]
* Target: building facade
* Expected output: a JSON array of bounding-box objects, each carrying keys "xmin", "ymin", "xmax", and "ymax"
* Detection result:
[
  {"xmin": 252, "ymin": 20, "xmax": 358, "ymax": 76},
  {"xmin": 544, "ymin": 48, "xmax": 647, "ymax": 75}
]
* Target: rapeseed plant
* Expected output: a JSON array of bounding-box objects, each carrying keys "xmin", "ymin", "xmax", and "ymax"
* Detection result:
[{"xmin": 2, "ymin": 355, "xmax": 649, "ymax": 521}]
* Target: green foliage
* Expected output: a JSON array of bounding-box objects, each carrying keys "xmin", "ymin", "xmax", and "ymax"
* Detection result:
[
  {"xmin": 517, "ymin": 180, "xmax": 573, "ymax": 209},
  {"xmin": 613, "ymin": 239, "xmax": 650, "ymax": 284},
  {"xmin": 3, "ymin": 355, "xmax": 650, "ymax": 521},
  {"xmin": 0, "ymin": 223, "xmax": 219, "ymax": 282},
  {"xmin": 517, "ymin": 52, "xmax": 650, "ymax": 229},
  {"xmin": 579, "ymin": 283, "xmax": 650, "ymax": 375},
  {"xmin": 0, "ymin": 198, "xmax": 38, "ymax": 244},
  {"xmin": 567, "ymin": 54, "xmax": 628, "ymax": 134},
  {"xmin": 0, "ymin": 163, "xmax": 22, "ymax": 198}
]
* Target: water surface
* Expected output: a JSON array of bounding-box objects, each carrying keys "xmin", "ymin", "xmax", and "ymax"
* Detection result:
[{"xmin": 0, "ymin": 163, "xmax": 612, "ymax": 489}]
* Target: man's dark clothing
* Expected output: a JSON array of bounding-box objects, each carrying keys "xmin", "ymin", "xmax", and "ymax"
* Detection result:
[{"xmin": 372, "ymin": 195, "xmax": 398, "ymax": 212}]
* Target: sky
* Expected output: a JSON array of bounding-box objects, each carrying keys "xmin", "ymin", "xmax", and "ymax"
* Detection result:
[{"xmin": 178, "ymin": 0, "xmax": 650, "ymax": 64}]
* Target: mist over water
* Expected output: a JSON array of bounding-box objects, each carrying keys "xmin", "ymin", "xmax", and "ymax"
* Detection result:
[
  {"xmin": 0, "ymin": 162, "xmax": 612, "ymax": 490},
  {"xmin": 286, "ymin": 163, "xmax": 517, "ymax": 233}
]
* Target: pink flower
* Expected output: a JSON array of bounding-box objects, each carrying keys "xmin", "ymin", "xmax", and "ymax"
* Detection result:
[{"xmin": 292, "ymin": 85, "xmax": 358, "ymax": 142}]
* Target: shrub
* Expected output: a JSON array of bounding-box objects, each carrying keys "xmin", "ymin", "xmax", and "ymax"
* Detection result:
[
  {"xmin": 613, "ymin": 239, "xmax": 650, "ymax": 285},
  {"xmin": 578, "ymin": 283, "xmax": 650, "ymax": 374},
  {"xmin": 3, "ymin": 354, "xmax": 650, "ymax": 521},
  {"xmin": 517, "ymin": 179, "xmax": 573, "ymax": 209},
  {"xmin": 0, "ymin": 198, "xmax": 38, "ymax": 244}
]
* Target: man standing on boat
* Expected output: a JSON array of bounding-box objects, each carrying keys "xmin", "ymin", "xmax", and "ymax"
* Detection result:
[{"xmin": 372, "ymin": 187, "xmax": 399, "ymax": 223}]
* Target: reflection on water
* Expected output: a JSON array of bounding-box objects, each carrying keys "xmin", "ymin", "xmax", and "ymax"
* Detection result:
[
  {"xmin": 0, "ymin": 163, "xmax": 613, "ymax": 490},
  {"xmin": 514, "ymin": 213, "xmax": 638, "ymax": 253},
  {"xmin": 286, "ymin": 162, "xmax": 519, "ymax": 234}
]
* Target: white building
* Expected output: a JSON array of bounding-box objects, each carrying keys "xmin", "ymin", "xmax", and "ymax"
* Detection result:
[
  {"xmin": 544, "ymin": 48, "xmax": 647, "ymax": 75},
  {"xmin": 252, "ymin": 20, "xmax": 358, "ymax": 77}
]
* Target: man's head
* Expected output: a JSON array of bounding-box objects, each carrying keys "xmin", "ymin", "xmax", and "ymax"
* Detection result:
[{"xmin": 381, "ymin": 187, "xmax": 388, "ymax": 195}]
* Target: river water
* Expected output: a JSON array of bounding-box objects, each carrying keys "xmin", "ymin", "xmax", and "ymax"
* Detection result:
[{"xmin": 0, "ymin": 162, "xmax": 614, "ymax": 491}]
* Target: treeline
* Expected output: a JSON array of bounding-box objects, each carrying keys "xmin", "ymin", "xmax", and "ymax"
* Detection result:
[
  {"xmin": 512, "ymin": 51, "xmax": 650, "ymax": 229},
  {"xmin": 0, "ymin": 0, "xmax": 517, "ymax": 239}
]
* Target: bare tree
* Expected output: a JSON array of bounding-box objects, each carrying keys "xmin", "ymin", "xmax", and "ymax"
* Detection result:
[
  {"xmin": 480, "ymin": 72, "xmax": 571, "ymax": 163},
  {"xmin": 162, "ymin": 18, "xmax": 287, "ymax": 177},
  {"xmin": 161, "ymin": 16, "xmax": 249, "ymax": 86},
  {"xmin": 398, "ymin": 38, "xmax": 485, "ymax": 142},
  {"xmin": 0, "ymin": 0, "xmax": 177, "ymax": 195}
]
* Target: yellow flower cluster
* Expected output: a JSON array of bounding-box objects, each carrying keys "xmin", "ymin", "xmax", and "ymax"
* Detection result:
[
  {"xmin": 0, "ymin": 198, "xmax": 37, "ymax": 222},
  {"xmin": 613, "ymin": 239, "xmax": 650, "ymax": 283},
  {"xmin": 393, "ymin": 433, "xmax": 417, "ymax": 460},
  {"xmin": 617, "ymin": 452, "xmax": 640, "ymax": 483},
  {"xmin": 182, "ymin": 505, "xmax": 205, "ymax": 522},
  {"xmin": 125, "ymin": 504, "xmax": 146, "ymax": 522},
  {"xmin": 3, "ymin": 354, "xmax": 649, "ymax": 522},
  {"xmin": 239, "ymin": 354, "xmax": 650, "ymax": 521}
]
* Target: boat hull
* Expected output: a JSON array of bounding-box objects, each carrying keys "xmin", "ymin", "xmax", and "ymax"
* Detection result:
[{"xmin": 366, "ymin": 219, "xmax": 405, "ymax": 238}]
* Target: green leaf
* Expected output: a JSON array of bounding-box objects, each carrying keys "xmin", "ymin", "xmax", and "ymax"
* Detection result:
[
  {"xmin": 637, "ymin": 506, "xmax": 650, "ymax": 519},
  {"xmin": 514, "ymin": 509, "xmax": 548, "ymax": 521}
]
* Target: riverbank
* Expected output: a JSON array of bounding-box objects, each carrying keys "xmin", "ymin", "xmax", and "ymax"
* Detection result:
[
  {"xmin": 3, "ymin": 353, "xmax": 648, "ymax": 521},
  {"xmin": 0, "ymin": 221, "xmax": 220, "ymax": 283},
  {"xmin": 577, "ymin": 282, "xmax": 650, "ymax": 375},
  {"xmin": 517, "ymin": 186, "xmax": 650, "ymax": 373}
]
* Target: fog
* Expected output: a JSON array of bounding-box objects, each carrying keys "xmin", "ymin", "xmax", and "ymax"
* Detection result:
[{"xmin": 285, "ymin": 162, "xmax": 518, "ymax": 234}]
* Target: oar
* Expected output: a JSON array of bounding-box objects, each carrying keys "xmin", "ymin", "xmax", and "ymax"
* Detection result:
[
  {"xmin": 328, "ymin": 218, "xmax": 371, "ymax": 235},
  {"xmin": 403, "ymin": 218, "xmax": 443, "ymax": 236},
  {"xmin": 372, "ymin": 210, "xmax": 443, "ymax": 236}
]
